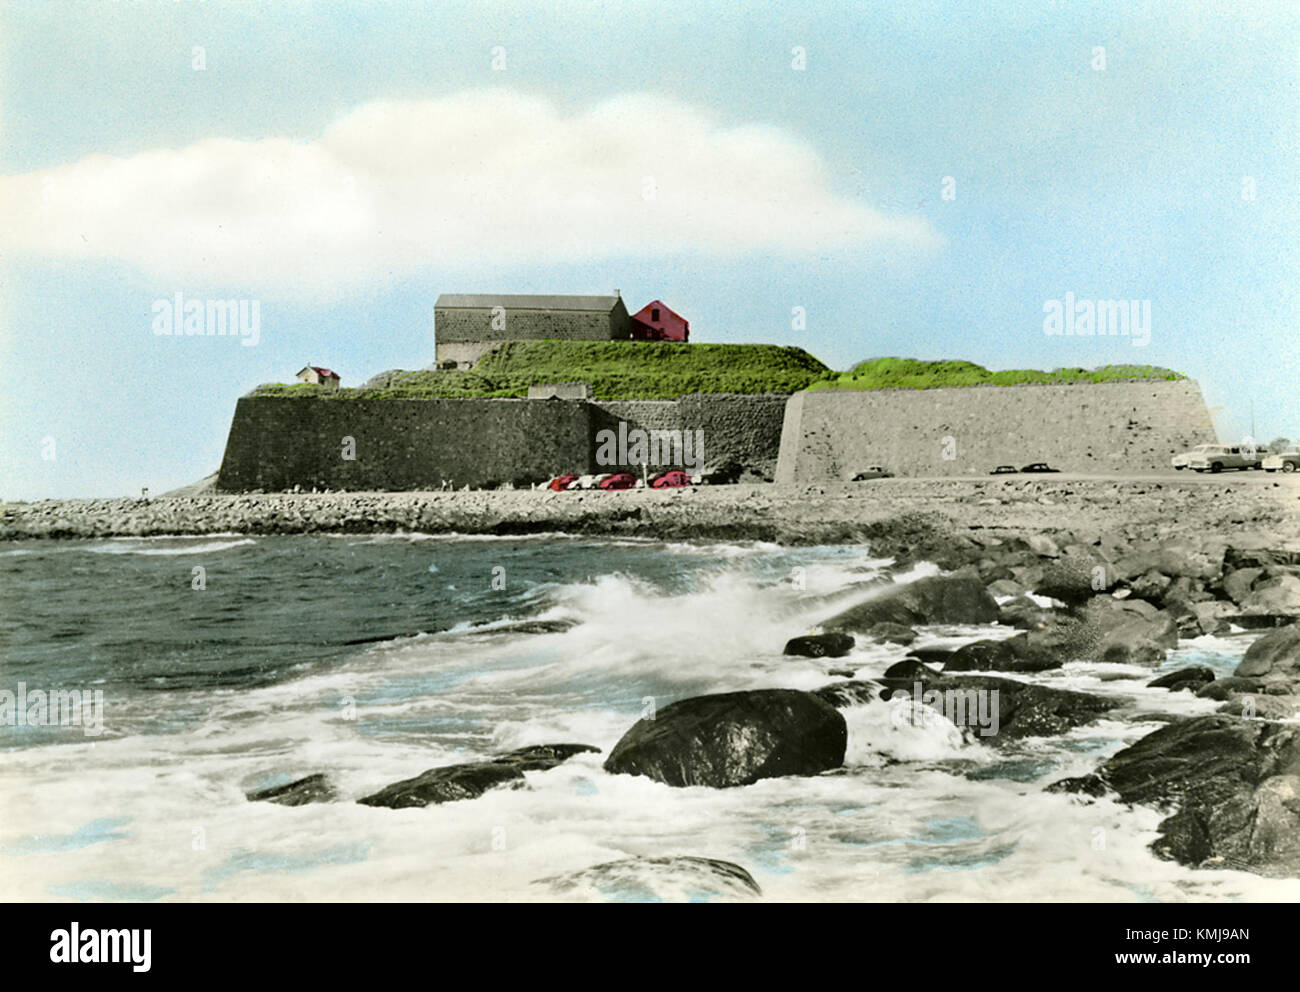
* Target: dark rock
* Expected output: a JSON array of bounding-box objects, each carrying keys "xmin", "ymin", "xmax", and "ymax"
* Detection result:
[
  {"xmin": 1196, "ymin": 676, "xmax": 1263, "ymax": 701},
  {"xmin": 534, "ymin": 856, "xmax": 761, "ymax": 900},
  {"xmin": 603, "ymin": 689, "xmax": 846, "ymax": 788},
  {"xmin": 246, "ymin": 773, "xmax": 336, "ymax": 806},
  {"xmin": 823, "ymin": 574, "xmax": 999, "ymax": 632},
  {"xmin": 864, "ymin": 622, "xmax": 917, "ymax": 646},
  {"xmin": 1048, "ymin": 715, "xmax": 1300, "ymax": 877},
  {"xmin": 874, "ymin": 671, "xmax": 1116, "ymax": 743},
  {"xmin": 902, "ymin": 647, "xmax": 956, "ymax": 668},
  {"xmin": 783, "ymin": 631, "xmax": 855, "ymax": 658},
  {"xmin": 813, "ymin": 679, "xmax": 882, "ymax": 707},
  {"xmin": 941, "ymin": 632, "xmax": 1062, "ymax": 673},
  {"xmin": 358, "ymin": 743, "xmax": 599, "ymax": 808},
  {"xmin": 1147, "ymin": 666, "xmax": 1216, "ymax": 692},
  {"xmin": 883, "ymin": 658, "xmax": 942, "ymax": 680},
  {"xmin": 997, "ymin": 596, "xmax": 1058, "ymax": 631}
]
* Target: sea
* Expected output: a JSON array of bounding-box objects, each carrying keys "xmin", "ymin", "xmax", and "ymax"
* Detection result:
[{"xmin": 2, "ymin": 533, "xmax": 1297, "ymax": 902}]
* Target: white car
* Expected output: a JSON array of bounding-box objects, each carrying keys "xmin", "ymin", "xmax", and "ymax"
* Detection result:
[
  {"xmin": 1172, "ymin": 444, "xmax": 1218, "ymax": 470},
  {"xmin": 1263, "ymin": 451, "xmax": 1299, "ymax": 473},
  {"xmin": 1187, "ymin": 444, "xmax": 1266, "ymax": 473}
]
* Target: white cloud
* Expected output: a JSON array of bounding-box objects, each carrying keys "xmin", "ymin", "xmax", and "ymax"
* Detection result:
[{"xmin": 0, "ymin": 90, "xmax": 941, "ymax": 298}]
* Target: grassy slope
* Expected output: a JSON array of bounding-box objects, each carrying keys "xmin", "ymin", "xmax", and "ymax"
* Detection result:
[
  {"xmin": 251, "ymin": 348, "xmax": 1184, "ymax": 400},
  {"xmin": 253, "ymin": 341, "xmax": 832, "ymax": 400},
  {"xmin": 807, "ymin": 357, "xmax": 1185, "ymax": 391}
]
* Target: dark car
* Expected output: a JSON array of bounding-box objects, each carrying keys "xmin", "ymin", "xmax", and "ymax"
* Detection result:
[
  {"xmin": 850, "ymin": 466, "xmax": 893, "ymax": 481},
  {"xmin": 989, "ymin": 465, "xmax": 1018, "ymax": 475},
  {"xmin": 1020, "ymin": 462, "xmax": 1060, "ymax": 473}
]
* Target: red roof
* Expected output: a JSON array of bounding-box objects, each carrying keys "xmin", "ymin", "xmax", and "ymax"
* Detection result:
[{"xmin": 311, "ymin": 367, "xmax": 338, "ymax": 378}]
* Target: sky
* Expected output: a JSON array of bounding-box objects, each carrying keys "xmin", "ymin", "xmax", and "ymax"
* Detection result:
[{"xmin": 1, "ymin": 0, "xmax": 1297, "ymax": 499}]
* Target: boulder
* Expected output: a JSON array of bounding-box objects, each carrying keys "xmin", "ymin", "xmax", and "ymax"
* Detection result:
[
  {"xmin": 1234, "ymin": 623, "xmax": 1300, "ymax": 684},
  {"xmin": 1240, "ymin": 575, "xmax": 1300, "ymax": 616},
  {"xmin": 1196, "ymin": 676, "xmax": 1264, "ymax": 701},
  {"xmin": 823, "ymin": 574, "xmax": 999, "ymax": 632},
  {"xmin": 1222, "ymin": 568, "xmax": 1263, "ymax": 605},
  {"xmin": 246, "ymin": 773, "xmax": 336, "ymax": 806},
  {"xmin": 997, "ymin": 596, "xmax": 1058, "ymax": 631},
  {"xmin": 358, "ymin": 743, "xmax": 599, "ymax": 809},
  {"xmin": 864, "ymin": 622, "xmax": 918, "ymax": 646},
  {"xmin": 603, "ymin": 690, "xmax": 846, "ymax": 788},
  {"xmin": 534, "ymin": 856, "xmax": 761, "ymax": 901},
  {"xmin": 1147, "ymin": 666, "xmax": 1215, "ymax": 692},
  {"xmin": 883, "ymin": 658, "xmax": 943, "ymax": 680},
  {"xmin": 812, "ymin": 679, "xmax": 882, "ymax": 708},
  {"xmin": 783, "ymin": 632, "xmax": 856, "ymax": 658},
  {"xmin": 1024, "ymin": 534, "xmax": 1061, "ymax": 558},
  {"xmin": 1215, "ymin": 696, "xmax": 1298, "ymax": 720},
  {"xmin": 871, "ymin": 671, "xmax": 1116, "ymax": 743},
  {"xmin": 941, "ymin": 632, "xmax": 1062, "ymax": 673},
  {"xmin": 1031, "ymin": 557, "xmax": 1100, "ymax": 607},
  {"xmin": 1049, "ymin": 715, "xmax": 1300, "ymax": 877},
  {"xmin": 1112, "ymin": 545, "xmax": 1222, "ymax": 583},
  {"xmin": 1078, "ymin": 597, "xmax": 1179, "ymax": 665}
]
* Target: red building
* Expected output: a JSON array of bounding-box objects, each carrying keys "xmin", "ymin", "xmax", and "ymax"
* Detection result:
[{"xmin": 630, "ymin": 300, "xmax": 689, "ymax": 342}]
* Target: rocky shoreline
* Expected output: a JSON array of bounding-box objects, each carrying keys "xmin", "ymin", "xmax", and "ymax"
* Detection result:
[{"xmin": 5, "ymin": 477, "xmax": 1298, "ymax": 555}]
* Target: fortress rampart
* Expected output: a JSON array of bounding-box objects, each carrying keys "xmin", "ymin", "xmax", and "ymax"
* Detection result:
[
  {"xmin": 215, "ymin": 380, "xmax": 1217, "ymax": 491},
  {"xmin": 774, "ymin": 379, "xmax": 1217, "ymax": 482}
]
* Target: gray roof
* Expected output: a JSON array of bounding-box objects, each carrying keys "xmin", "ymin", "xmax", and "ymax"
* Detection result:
[{"xmin": 436, "ymin": 294, "xmax": 622, "ymax": 312}]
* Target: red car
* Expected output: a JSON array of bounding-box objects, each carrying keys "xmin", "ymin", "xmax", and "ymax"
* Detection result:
[
  {"xmin": 548, "ymin": 474, "xmax": 578, "ymax": 492},
  {"xmin": 597, "ymin": 472, "xmax": 637, "ymax": 491},
  {"xmin": 650, "ymin": 470, "xmax": 692, "ymax": 489}
]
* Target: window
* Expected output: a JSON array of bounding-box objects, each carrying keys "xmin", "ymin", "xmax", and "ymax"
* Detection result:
[{"xmin": 651, "ymin": 308, "xmax": 660, "ymax": 321}]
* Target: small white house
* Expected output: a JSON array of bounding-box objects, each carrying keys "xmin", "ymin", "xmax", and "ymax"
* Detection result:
[{"xmin": 296, "ymin": 366, "xmax": 340, "ymax": 388}]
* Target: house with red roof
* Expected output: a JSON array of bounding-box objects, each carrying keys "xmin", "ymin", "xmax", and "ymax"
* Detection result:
[{"xmin": 296, "ymin": 365, "xmax": 340, "ymax": 388}]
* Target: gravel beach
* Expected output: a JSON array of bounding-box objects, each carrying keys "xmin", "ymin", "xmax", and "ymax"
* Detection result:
[{"xmin": 5, "ymin": 475, "xmax": 1298, "ymax": 555}]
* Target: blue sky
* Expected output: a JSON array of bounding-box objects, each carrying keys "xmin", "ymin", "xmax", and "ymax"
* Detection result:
[{"xmin": 1, "ymin": 0, "xmax": 1297, "ymax": 499}]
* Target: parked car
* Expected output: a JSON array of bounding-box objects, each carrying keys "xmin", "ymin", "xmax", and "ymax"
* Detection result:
[
  {"xmin": 596, "ymin": 472, "xmax": 637, "ymax": 491},
  {"xmin": 850, "ymin": 466, "xmax": 893, "ymax": 481},
  {"xmin": 548, "ymin": 474, "xmax": 579, "ymax": 492},
  {"xmin": 1172, "ymin": 444, "xmax": 1218, "ymax": 470},
  {"xmin": 649, "ymin": 470, "xmax": 692, "ymax": 489},
  {"xmin": 1020, "ymin": 462, "xmax": 1060, "ymax": 473},
  {"xmin": 989, "ymin": 465, "xmax": 1018, "ymax": 475},
  {"xmin": 1187, "ymin": 444, "xmax": 1265, "ymax": 472},
  {"xmin": 1263, "ymin": 450, "xmax": 1299, "ymax": 473}
]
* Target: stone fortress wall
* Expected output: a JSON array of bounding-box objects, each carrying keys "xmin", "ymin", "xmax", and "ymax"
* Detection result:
[
  {"xmin": 216, "ymin": 380, "xmax": 1218, "ymax": 491},
  {"xmin": 774, "ymin": 380, "xmax": 1218, "ymax": 482}
]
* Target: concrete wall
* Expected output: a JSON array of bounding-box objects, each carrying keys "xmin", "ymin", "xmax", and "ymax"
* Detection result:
[
  {"xmin": 775, "ymin": 379, "xmax": 1217, "ymax": 482},
  {"xmin": 217, "ymin": 396, "xmax": 600, "ymax": 491}
]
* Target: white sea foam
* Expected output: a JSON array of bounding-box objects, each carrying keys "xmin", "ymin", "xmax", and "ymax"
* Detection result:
[{"xmin": 2, "ymin": 542, "xmax": 1294, "ymax": 903}]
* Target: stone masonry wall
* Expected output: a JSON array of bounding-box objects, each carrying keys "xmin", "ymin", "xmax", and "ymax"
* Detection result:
[
  {"xmin": 217, "ymin": 397, "xmax": 599, "ymax": 491},
  {"xmin": 774, "ymin": 379, "xmax": 1217, "ymax": 482}
]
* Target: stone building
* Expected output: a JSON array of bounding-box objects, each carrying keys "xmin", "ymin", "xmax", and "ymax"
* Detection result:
[{"xmin": 434, "ymin": 294, "xmax": 634, "ymax": 369}]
